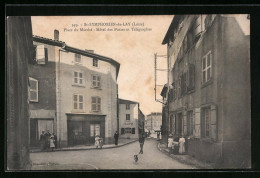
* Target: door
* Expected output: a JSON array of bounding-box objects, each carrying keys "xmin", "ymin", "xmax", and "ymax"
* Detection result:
[
  {"xmin": 30, "ymin": 119, "xmax": 38, "ymax": 147},
  {"xmin": 90, "ymin": 123, "xmax": 100, "ymax": 143},
  {"xmin": 177, "ymin": 113, "xmax": 183, "ymax": 136}
]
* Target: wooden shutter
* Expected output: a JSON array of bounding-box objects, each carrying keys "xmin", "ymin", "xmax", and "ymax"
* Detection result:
[
  {"xmin": 194, "ymin": 108, "xmax": 201, "ymax": 138},
  {"xmin": 210, "ymin": 105, "xmax": 217, "ymax": 140},
  {"xmin": 44, "ymin": 48, "xmax": 48, "ymax": 63},
  {"xmin": 188, "ymin": 64, "xmax": 195, "ymax": 90}
]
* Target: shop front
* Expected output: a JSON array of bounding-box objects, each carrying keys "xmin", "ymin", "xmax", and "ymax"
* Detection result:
[{"xmin": 66, "ymin": 114, "xmax": 106, "ymax": 146}]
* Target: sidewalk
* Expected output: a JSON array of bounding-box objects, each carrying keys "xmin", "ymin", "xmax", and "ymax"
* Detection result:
[
  {"xmin": 30, "ymin": 138, "xmax": 138, "ymax": 153},
  {"xmin": 157, "ymin": 142, "xmax": 215, "ymax": 169}
]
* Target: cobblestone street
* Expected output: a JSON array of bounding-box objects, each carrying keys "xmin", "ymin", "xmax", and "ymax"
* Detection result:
[{"xmin": 30, "ymin": 138, "xmax": 196, "ymax": 170}]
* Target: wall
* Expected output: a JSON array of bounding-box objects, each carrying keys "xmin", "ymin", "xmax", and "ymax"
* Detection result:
[
  {"xmin": 119, "ymin": 103, "xmax": 139, "ymax": 138},
  {"xmin": 57, "ymin": 50, "xmax": 118, "ymax": 146},
  {"xmin": 6, "ymin": 16, "xmax": 33, "ymax": 170}
]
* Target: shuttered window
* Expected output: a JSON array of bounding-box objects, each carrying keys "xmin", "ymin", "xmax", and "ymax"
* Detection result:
[
  {"xmin": 188, "ymin": 64, "xmax": 195, "ymax": 91},
  {"xmin": 74, "ymin": 71, "xmax": 83, "ymax": 85},
  {"xmin": 91, "ymin": 96, "xmax": 101, "ymax": 112},
  {"xmin": 29, "ymin": 77, "xmax": 38, "ymax": 102},
  {"xmin": 201, "ymin": 107, "xmax": 210, "ymax": 138},
  {"xmin": 187, "ymin": 111, "xmax": 194, "ymax": 136},
  {"xmin": 92, "ymin": 75, "xmax": 101, "ymax": 88},
  {"xmin": 75, "ymin": 54, "xmax": 82, "ymax": 63},
  {"xmin": 93, "ymin": 58, "xmax": 98, "ymax": 67},
  {"xmin": 73, "ymin": 94, "xmax": 84, "ymax": 111},
  {"xmin": 202, "ymin": 52, "xmax": 212, "ymax": 84},
  {"xmin": 132, "ymin": 128, "xmax": 135, "ymax": 134}
]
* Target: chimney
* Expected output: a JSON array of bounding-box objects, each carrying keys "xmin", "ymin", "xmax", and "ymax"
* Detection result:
[{"xmin": 54, "ymin": 29, "xmax": 59, "ymax": 41}]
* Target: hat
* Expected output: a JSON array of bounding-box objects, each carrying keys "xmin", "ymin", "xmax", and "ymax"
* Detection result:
[{"xmin": 169, "ymin": 134, "xmax": 173, "ymax": 137}]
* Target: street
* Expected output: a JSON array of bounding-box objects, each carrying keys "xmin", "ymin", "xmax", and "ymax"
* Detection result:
[{"xmin": 30, "ymin": 138, "xmax": 196, "ymax": 170}]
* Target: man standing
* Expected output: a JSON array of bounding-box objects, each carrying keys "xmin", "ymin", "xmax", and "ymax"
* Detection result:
[
  {"xmin": 40, "ymin": 131, "xmax": 45, "ymax": 151},
  {"xmin": 114, "ymin": 131, "xmax": 119, "ymax": 145},
  {"xmin": 139, "ymin": 134, "xmax": 145, "ymax": 154}
]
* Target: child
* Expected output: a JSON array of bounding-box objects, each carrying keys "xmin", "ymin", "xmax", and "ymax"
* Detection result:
[{"xmin": 49, "ymin": 135, "xmax": 55, "ymax": 151}]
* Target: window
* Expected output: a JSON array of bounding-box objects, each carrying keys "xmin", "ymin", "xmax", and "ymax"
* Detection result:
[
  {"xmin": 202, "ymin": 52, "xmax": 212, "ymax": 84},
  {"xmin": 187, "ymin": 111, "xmax": 194, "ymax": 136},
  {"xmin": 74, "ymin": 71, "xmax": 83, "ymax": 85},
  {"xmin": 93, "ymin": 58, "xmax": 98, "ymax": 67},
  {"xmin": 126, "ymin": 114, "xmax": 130, "ymax": 121},
  {"xmin": 90, "ymin": 124, "xmax": 100, "ymax": 137},
  {"xmin": 29, "ymin": 77, "xmax": 38, "ymax": 102},
  {"xmin": 36, "ymin": 45, "xmax": 48, "ymax": 64},
  {"xmin": 91, "ymin": 96, "xmax": 101, "ymax": 112},
  {"xmin": 92, "ymin": 75, "xmax": 101, "ymax": 88},
  {"xmin": 126, "ymin": 104, "xmax": 130, "ymax": 110},
  {"xmin": 73, "ymin": 94, "xmax": 84, "ymax": 111},
  {"xmin": 75, "ymin": 54, "xmax": 82, "ymax": 63},
  {"xmin": 124, "ymin": 128, "xmax": 132, "ymax": 134},
  {"xmin": 201, "ymin": 107, "xmax": 210, "ymax": 137}
]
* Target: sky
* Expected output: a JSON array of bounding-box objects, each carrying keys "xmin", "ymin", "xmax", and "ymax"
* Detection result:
[
  {"xmin": 31, "ymin": 15, "xmax": 173, "ymax": 115},
  {"xmin": 31, "ymin": 15, "xmax": 249, "ymax": 116}
]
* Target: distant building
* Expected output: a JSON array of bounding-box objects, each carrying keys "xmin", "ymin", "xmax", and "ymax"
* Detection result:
[
  {"xmin": 119, "ymin": 99, "xmax": 144, "ymax": 139},
  {"xmin": 145, "ymin": 112, "xmax": 162, "ymax": 133},
  {"xmin": 161, "ymin": 15, "xmax": 250, "ymax": 168},
  {"xmin": 7, "ymin": 16, "xmax": 34, "ymax": 170},
  {"xmin": 29, "ymin": 30, "xmax": 120, "ymax": 147}
]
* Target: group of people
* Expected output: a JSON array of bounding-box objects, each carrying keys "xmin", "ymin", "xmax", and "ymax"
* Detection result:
[
  {"xmin": 40, "ymin": 130, "xmax": 57, "ymax": 151},
  {"xmin": 168, "ymin": 134, "xmax": 186, "ymax": 154}
]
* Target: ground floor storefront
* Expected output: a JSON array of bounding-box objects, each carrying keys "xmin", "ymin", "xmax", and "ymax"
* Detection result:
[{"xmin": 67, "ymin": 114, "xmax": 106, "ymax": 146}]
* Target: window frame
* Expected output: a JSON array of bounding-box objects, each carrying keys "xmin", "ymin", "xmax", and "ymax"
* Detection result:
[
  {"xmin": 126, "ymin": 114, "xmax": 130, "ymax": 121},
  {"xmin": 73, "ymin": 71, "xmax": 84, "ymax": 86},
  {"xmin": 201, "ymin": 107, "xmax": 211, "ymax": 138},
  {"xmin": 74, "ymin": 53, "xmax": 82, "ymax": 64},
  {"xmin": 29, "ymin": 77, "xmax": 38, "ymax": 102},
  {"xmin": 93, "ymin": 58, "xmax": 98, "ymax": 67},
  {"xmin": 73, "ymin": 94, "xmax": 84, "ymax": 112},
  {"xmin": 91, "ymin": 96, "xmax": 101, "ymax": 112},
  {"xmin": 126, "ymin": 104, "xmax": 130, "ymax": 110},
  {"xmin": 202, "ymin": 51, "xmax": 212, "ymax": 84},
  {"xmin": 187, "ymin": 110, "xmax": 194, "ymax": 136},
  {"xmin": 91, "ymin": 74, "xmax": 101, "ymax": 88}
]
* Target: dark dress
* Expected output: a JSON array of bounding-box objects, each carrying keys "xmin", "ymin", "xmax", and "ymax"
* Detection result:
[{"xmin": 114, "ymin": 132, "xmax": 119, "ymax": 145}]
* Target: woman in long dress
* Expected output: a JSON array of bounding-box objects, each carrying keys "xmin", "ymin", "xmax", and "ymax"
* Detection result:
[
  {"xmin": 49, "ymin": 135, "xmax": 55, "ymax": 151},
  {"xmin": 179, "ymin": 136, "xmax": 185, "ymax": 154}
]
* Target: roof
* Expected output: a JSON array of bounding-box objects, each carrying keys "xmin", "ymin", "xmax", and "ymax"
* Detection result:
[
  {"xmin": 118, "ymin": 98, "xmax": 139, "ymax": 104},
  {"xmin": 32, "ymin": 35, "xmax": 120, "ymax": 78},
  {"xmin": 147, "ymin": 112, "xmax": 162, "ymax": 117},
  {"xmin": 162, "ymin": 15, "xmax": 182, "ymax": 45}
]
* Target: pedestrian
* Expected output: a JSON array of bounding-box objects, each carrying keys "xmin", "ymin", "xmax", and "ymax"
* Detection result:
[
  {"xmin": 49, "ymin": 134, "xmax": 55, "ymax": 151},
  {"xmin": 53, "ymin": 133, "xmax": 57, "ymax": 149},
  {"xmin": 114, "ymin": 131, "xmax": 119, "ymax": 145},
  {"xmin": 139, "ymin": 134, "xmax": 145, "ymax": 154},
  {"xmin": 95, "ymin": 134, "xmax": 100, "ymax": 149},
  {"xmin": 40, "ymin": 131, "xmax": 45, "ymax": 151},
  {"xmin": 179, "ymin": 135, "xmax": 185, "ymax": 154},
  {"xmin": 168, "ymin": 134, "xmax": 173, "ymax": 153},
  {"xmin": 44, "ymin": 130, "xmax": 51, "ymax": 150}
]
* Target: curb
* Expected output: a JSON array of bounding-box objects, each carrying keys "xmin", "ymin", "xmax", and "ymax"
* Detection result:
[{"xmin": 30, "ymin": 139, "xmax": 138, "ymax": 153}]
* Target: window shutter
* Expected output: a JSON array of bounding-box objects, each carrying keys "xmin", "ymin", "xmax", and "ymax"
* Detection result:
[
  {"xmin": 183, "ymin": 114, "xmax": 187, "ymax": 135},
  {"xmin": 210, "ymin": 105, "xmax": 217, "ymax": 140},
  {"xmin": 44, "ymin": 48, "xmax": 48, "ymax": 64},
  {"xmin": 36, "ymin": 45, "xmax": 45, "ymax": 64},
  {"xmin": 121, "ymin": 128, "xmax": 125, "ymax": 135},
  {"xmin": 194, "ymin": 108, "xmax": 201, "ymax": 138},
  {"xmin": 132, "ymin": 128, "xmax": 135, "ymax": 134}
]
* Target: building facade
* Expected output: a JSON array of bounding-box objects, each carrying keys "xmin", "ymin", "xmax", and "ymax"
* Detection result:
[
  {"xmin": 7, "ymin": 16, "xmax": 34, "ymax": 170},
  {"xmin": 29, "ymin": 30, "xmax": 120, "ymax": 147},
  {"xmin": 119, "ymin": 99, "xmax": 144, "ymax": 139},
  {"xmin": 145, "ymin": 112, "xmax": 162, "ymax": 133},
  {"xmin": 161, "ymin": 15, "xmax": 250, "ymax": 168}
]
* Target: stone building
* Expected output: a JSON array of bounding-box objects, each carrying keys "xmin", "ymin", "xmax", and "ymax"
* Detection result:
[
  {"xmin": 6, "ymin": 16, "xmax": 34, "ymax": 170},
  {"xmin": 145, "ymin": 112, "xmax": 162, "ymax": 133},
  {"xmin": 29, "ymin": 30, "xmax": 120, "ymax": 147},
  {"xmin": 161, "ymin": 15, "xmax": 250, "ymax": 168},
  {"xmin": 118, "ymin": 99, "xmax": 145, "ymax": 139}
]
